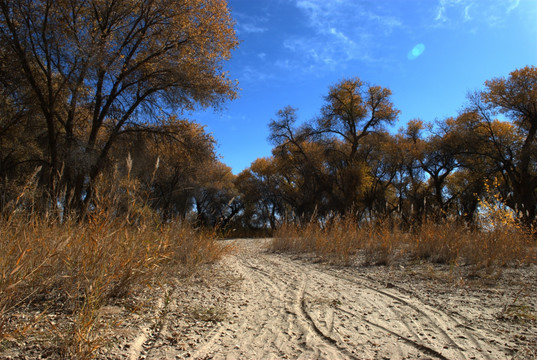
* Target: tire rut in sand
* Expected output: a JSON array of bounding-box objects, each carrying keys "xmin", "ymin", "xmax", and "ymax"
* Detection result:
[
  {"xmin": 266, "ymin": 253, "xmax": 502, "ymax": 359},
  {"xmin": 187, "ymin": 239, "xmax": 512, "ymax": 359},
  {"xmin": 296, "ymin": 276, "xmax": 360, "ymax": 360},
  {"xmin": 328, "ymin": 269, "xmax": 496, "ymax": 360},
  {"xmin": 238, "ymin": 256, "xmax": 354, "ymax": 359}
]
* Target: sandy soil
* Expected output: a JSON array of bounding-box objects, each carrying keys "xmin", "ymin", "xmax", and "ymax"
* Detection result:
[{"xmin": 2, "ymin": 238, "xmax": 536, "ymax": 359}]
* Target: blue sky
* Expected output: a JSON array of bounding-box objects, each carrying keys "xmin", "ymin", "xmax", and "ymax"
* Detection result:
[{"xmin": 190, "ymin": 0, "xmax": 537, "ymax": 174}]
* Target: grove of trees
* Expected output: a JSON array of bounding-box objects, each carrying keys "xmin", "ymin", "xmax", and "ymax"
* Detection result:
[
  {"xmin": 236, "ymin": 67, "xmax": 537, "ymax": 233},
  {"xmin": 0, "ymin": 0, "xmax": 535, "ymax": 234},
  {"xmin": 0, "ymin": 0, "xmax": 238, "ymax": 220}
]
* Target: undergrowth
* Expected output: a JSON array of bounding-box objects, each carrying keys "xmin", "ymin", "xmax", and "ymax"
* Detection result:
[
  {"xmin": 273, "ymin": 183, "xmax": 535, "ymax": 269},
  {"xmin": 272, "ymin": 215, "xmax": 535, "ymax": 268},
  {"xmin": 0, "ymin": 169, "xmax": 229, "ymax": 359}
]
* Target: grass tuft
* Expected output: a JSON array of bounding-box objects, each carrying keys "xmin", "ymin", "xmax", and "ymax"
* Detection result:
[
  {"xmin": 0, "ymin": 171, "xmax": 228, "ymax": 358},
  {"xmin": 272, "ymin": 215, "xmax": 535, "ymax": 270}
]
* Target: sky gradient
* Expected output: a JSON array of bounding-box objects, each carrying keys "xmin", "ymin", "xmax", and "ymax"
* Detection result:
[{"xmin": 190, "ymin": 0, "xmax": 537, "ymax": 174}]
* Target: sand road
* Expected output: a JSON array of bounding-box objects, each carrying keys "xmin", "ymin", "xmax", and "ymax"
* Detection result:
[{"xmin": 126, "ymin": 239, "xmax": 535, "ymax": 360}]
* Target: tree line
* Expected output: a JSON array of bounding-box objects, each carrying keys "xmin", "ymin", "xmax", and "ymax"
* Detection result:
[
  {"xmin": 0, "ymin": 0, "xmax": 535, "ymax": 233},
  {"xmin": 237, "ymin": 67, "xmax": 537, "ymax": 232},
  {"xmin": 0, "ymin": 0, "xmax": 238, "ymax": 223}
]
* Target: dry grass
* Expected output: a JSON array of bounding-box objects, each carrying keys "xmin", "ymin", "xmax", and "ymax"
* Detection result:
[
  {"xmin": 0, "ymin": 173, "xmax": 229, "ymax": 359},
  {"xmin": 0, "ymin": 214, "xmax": 227, "ymax": 359},
  {"xmin": 272, "ymin": 215, "xmax": 535, "ymax": 270}
]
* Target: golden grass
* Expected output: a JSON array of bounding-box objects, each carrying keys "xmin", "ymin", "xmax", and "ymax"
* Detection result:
[
  {"xmin": 0, "ymin": 176, "xmax": 229, "ymax": 359},
  {"xmin": 271, "ymin": 215, "xmax": 535, "ymax": 269}
]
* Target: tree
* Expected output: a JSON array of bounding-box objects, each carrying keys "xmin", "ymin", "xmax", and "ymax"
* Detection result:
[
  {"xmin": 317, "ymin": 77, "xmax": 399, "ymax": 159},
  {"xmin": 235, "ymin": 157, "xmax": 283, "ymax": 231},
  {"xmin": 0, "ymin": 0, "xmax": 238, "ymax": 213},
  {"xmin": 317, "ymin": 77, "xmax": 399, "ymax": 212},
  {"xmin": 268, "ymin": 107, "xmax": 331, "ymax": 218},
  {"xmin": 392, "ymin": 120, "xmax": 428, "ymax": 224},
  {"xmin": 264, "ymin": 79, "xmax": 400, "ymax": 219},
  {"xmin": 418, "ymin": 119, "xmax": 462, "ymax": 216},
  {"xmin": 469, "ymin": 66, "xmax": 537, "ymax": 227},
  {"xmin": 112, "ymin": 117, "xmax": 218, "ymax": 221},
  {"xmin": 358, "ymin": 132, "xmax": 399, "ymax": 219},
  {"xmin": 193, "ymin": 161, "xmax": 238, "ymax": 228}
]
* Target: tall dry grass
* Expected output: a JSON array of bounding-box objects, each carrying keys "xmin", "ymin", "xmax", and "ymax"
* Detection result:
[
  {"xmin": 0, "ymin": 168, "xmax": 228, "ymax": 359},
  {"xmin": 272, "ymin": 215, "xmax": 535, "ymax": 269}
]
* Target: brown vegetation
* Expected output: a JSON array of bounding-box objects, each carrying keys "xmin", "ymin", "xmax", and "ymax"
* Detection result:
[
  {"xmin": 239, "ymin": 67, "xmax": 537, "ymax": 234},
  {"xmin": 271, "ymin": 213, "xmax": 536, "ymax": 271},
  {"xmin": 0, "ymin": 178, "xmax": 229, "ymax": 359}
]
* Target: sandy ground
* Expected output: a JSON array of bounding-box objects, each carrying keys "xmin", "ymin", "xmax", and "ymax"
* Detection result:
[{"xmin": 2, "ymin": 238, "xmax": 536, "ymax": 359}]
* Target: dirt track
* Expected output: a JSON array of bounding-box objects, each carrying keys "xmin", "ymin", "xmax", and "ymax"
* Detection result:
[{"xmin": 125, "ymin": 238, "xmax": 536, "ymax": 360}]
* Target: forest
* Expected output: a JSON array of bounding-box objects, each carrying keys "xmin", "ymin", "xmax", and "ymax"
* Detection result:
[
  {"xmin": 0, "ymin": 0, "xmax": 535, "ymax": 358},
  {"xmin": 0, "ymin": 0, "xmax": 536, "ymax": 232}
]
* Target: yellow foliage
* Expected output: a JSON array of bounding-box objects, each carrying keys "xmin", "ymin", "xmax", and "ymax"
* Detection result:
[{"xmin": 477, "ymin": 178, "xmax": 519, "ymax": 231}]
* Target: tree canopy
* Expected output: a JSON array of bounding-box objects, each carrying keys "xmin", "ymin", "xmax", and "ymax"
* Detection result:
[
  {"xmin": 0, "ymin": 0, "xmax": 238, "ymax": 214},
  {"xmin": 238, "ymin": 67, "xmax": 537, "ymax": 232}
]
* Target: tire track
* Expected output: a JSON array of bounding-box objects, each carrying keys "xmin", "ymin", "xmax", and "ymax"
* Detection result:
[
  {"xmin": 239, "ymin": 256, "xmax": 357, "ymax": 359},
  {"xmin": 330, "ymin": 269, "xmax": 494, "ymax": 360},
  {"xmin": 267, "ymin": 252, "xmax": 500, "ymax": 359},
  {"xmin": 296, "ymin": 276, "xmax": 360, "ymax": 360},
  {"xmin": 172, "ymin": 239, "xmax": 514, "ymax": 359},
  {"xmin": 363, "ymin": 272, "xmax": 502, "ymax": 356}
]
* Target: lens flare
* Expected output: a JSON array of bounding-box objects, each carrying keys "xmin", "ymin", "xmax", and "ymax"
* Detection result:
[{"xmin": 408, "ymin": 43, "xmax": 425, "ymax": 60}]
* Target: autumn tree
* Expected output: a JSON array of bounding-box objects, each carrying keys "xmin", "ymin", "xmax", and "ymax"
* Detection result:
[
  {"xmin": 0, "ymin": 0, "xmax": 238, "ymax": 214},
  {"xmin": 416, "ymin": 118, "xmax": 463, "ymax": 217},
  {"xmin": 235, "ymin": 157, "xmax": 284, "ymax": 231},
  {"xmin": 317, "ymin": 78, "xmax": 399, "ymax": 157},
  {"xmin": 391, "ymin": 120, "xmax": 428, "ymax": 223},
  {"xmin": 0, "ymin": 44, "xmax": 45, "ymax": 210},
  {"xmin": 264, "ymin": 78, "xmax": 400, "ymax": 219},
  {"xmin": 238, "ymin": 68, "xmax": 537, "ymax": 231},
  {"xmin": 268, "ymin": 106, "xmax": 331, "ymax": 218},
  {"xmin": 111, "ymin": 117, "xmax": 218, "ymax": 221},
  {"xmin": 468, "ymin": 66, "xmax": 537, "ymax": 227},
  {"xmin": 192, "ymin": 161, "xmax": 238, "ymax": 228},
  {"xmin": 358, "ymin": 132, "xmax": 400, "ymax": 219},
  {"xmin": 316, "ymin": 78, "xmax": 399, "ymax": 213}
]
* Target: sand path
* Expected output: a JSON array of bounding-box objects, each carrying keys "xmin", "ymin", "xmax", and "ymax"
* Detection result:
[{"xmin": 127, "ymin": 238, "xmax": 533, "ymax": 360}]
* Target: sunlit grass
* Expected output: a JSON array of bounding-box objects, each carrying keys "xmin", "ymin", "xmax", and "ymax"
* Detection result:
[
  {"xmin": 272, "ymin": 214, "xmax": 535, "ymax": 269},
  {"xmin": 0, "ymin": 175, "xmax": 228, "ymax": 359}
]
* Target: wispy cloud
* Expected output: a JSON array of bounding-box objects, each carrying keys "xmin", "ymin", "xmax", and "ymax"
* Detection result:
[
  {"xmin": 282, "ymin": 0, "xmax": 403, "ymax": 72},
  {"xmin": 507, "ymin": 0, "xmax": 520, "ymax": 13},
  {"xmin": 233, "ymin": 12, "xmax": 269, "ymax": 34},
  {"xmin": 435, "ymin": 0, "xmax": 462, "ymax": 23},
  {"xmin": 239, "ymin": 65, "xmax": 274, "ymax": 83},
  {"xmin": 237, "ymin": 22, "xmax": 268, "ymax": 34},
  {"xmin": 463, "ymin": 4, "xmax": 472, "ymax": 21},
  {"xmin": 434, "ymin": 0, "xmax": 521, "ymax": 27}
]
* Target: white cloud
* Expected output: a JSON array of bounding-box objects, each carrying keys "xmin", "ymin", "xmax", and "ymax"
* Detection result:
[
  {"xmin": 237, "ymin": 22, "xmax": 268, "ymax": 34},
  {"xmin": 240, "ymin": 66, "xmax": 274, "ymax": 83},
  {"xmin": 463, "ymin": 4, "xmax": 472, "ymax": 21},
  {"xmin": 434, "ymin": 0, "xmax": 522, "ymax": 27},
  {"xmin": 507, "ymin": 0, "xmax": 520, "ymax": 13},
  {"xmin": 435, "ymin": 0, "xmax": 459, "ymax": 22},
  {"xmin": 283, "ymin": 0, "xmax": 403, "ymax": 72},
  {"xmin": 233, "ymin": 11, "xmax": 269, "ymax": 34},
  {"xmin": 328, "ymin": 28, "xmax": 352, "ymax": 45}
]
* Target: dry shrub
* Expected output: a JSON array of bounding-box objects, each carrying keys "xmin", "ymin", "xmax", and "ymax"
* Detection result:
[
  {"xmin": 0, "ymin": 169, "xmax": 227, "ymax": 359},
  {"xmin": 273, "ymin": 216, "xmax": 403, "ymax": 265},
  {"xmin": 461, "ymin": 227, "xmax": 532, "ymax": 268},
  {"xmin": 363, "ymin": 221, "xmax": 406, "ymax": 266},
  {"xmin": 272, "ymin": 214, "xmax": 534, "ymax": 269},
  {"xmin": 411, "ymin": 221, "xmax": 464, "ymax": 264}
]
